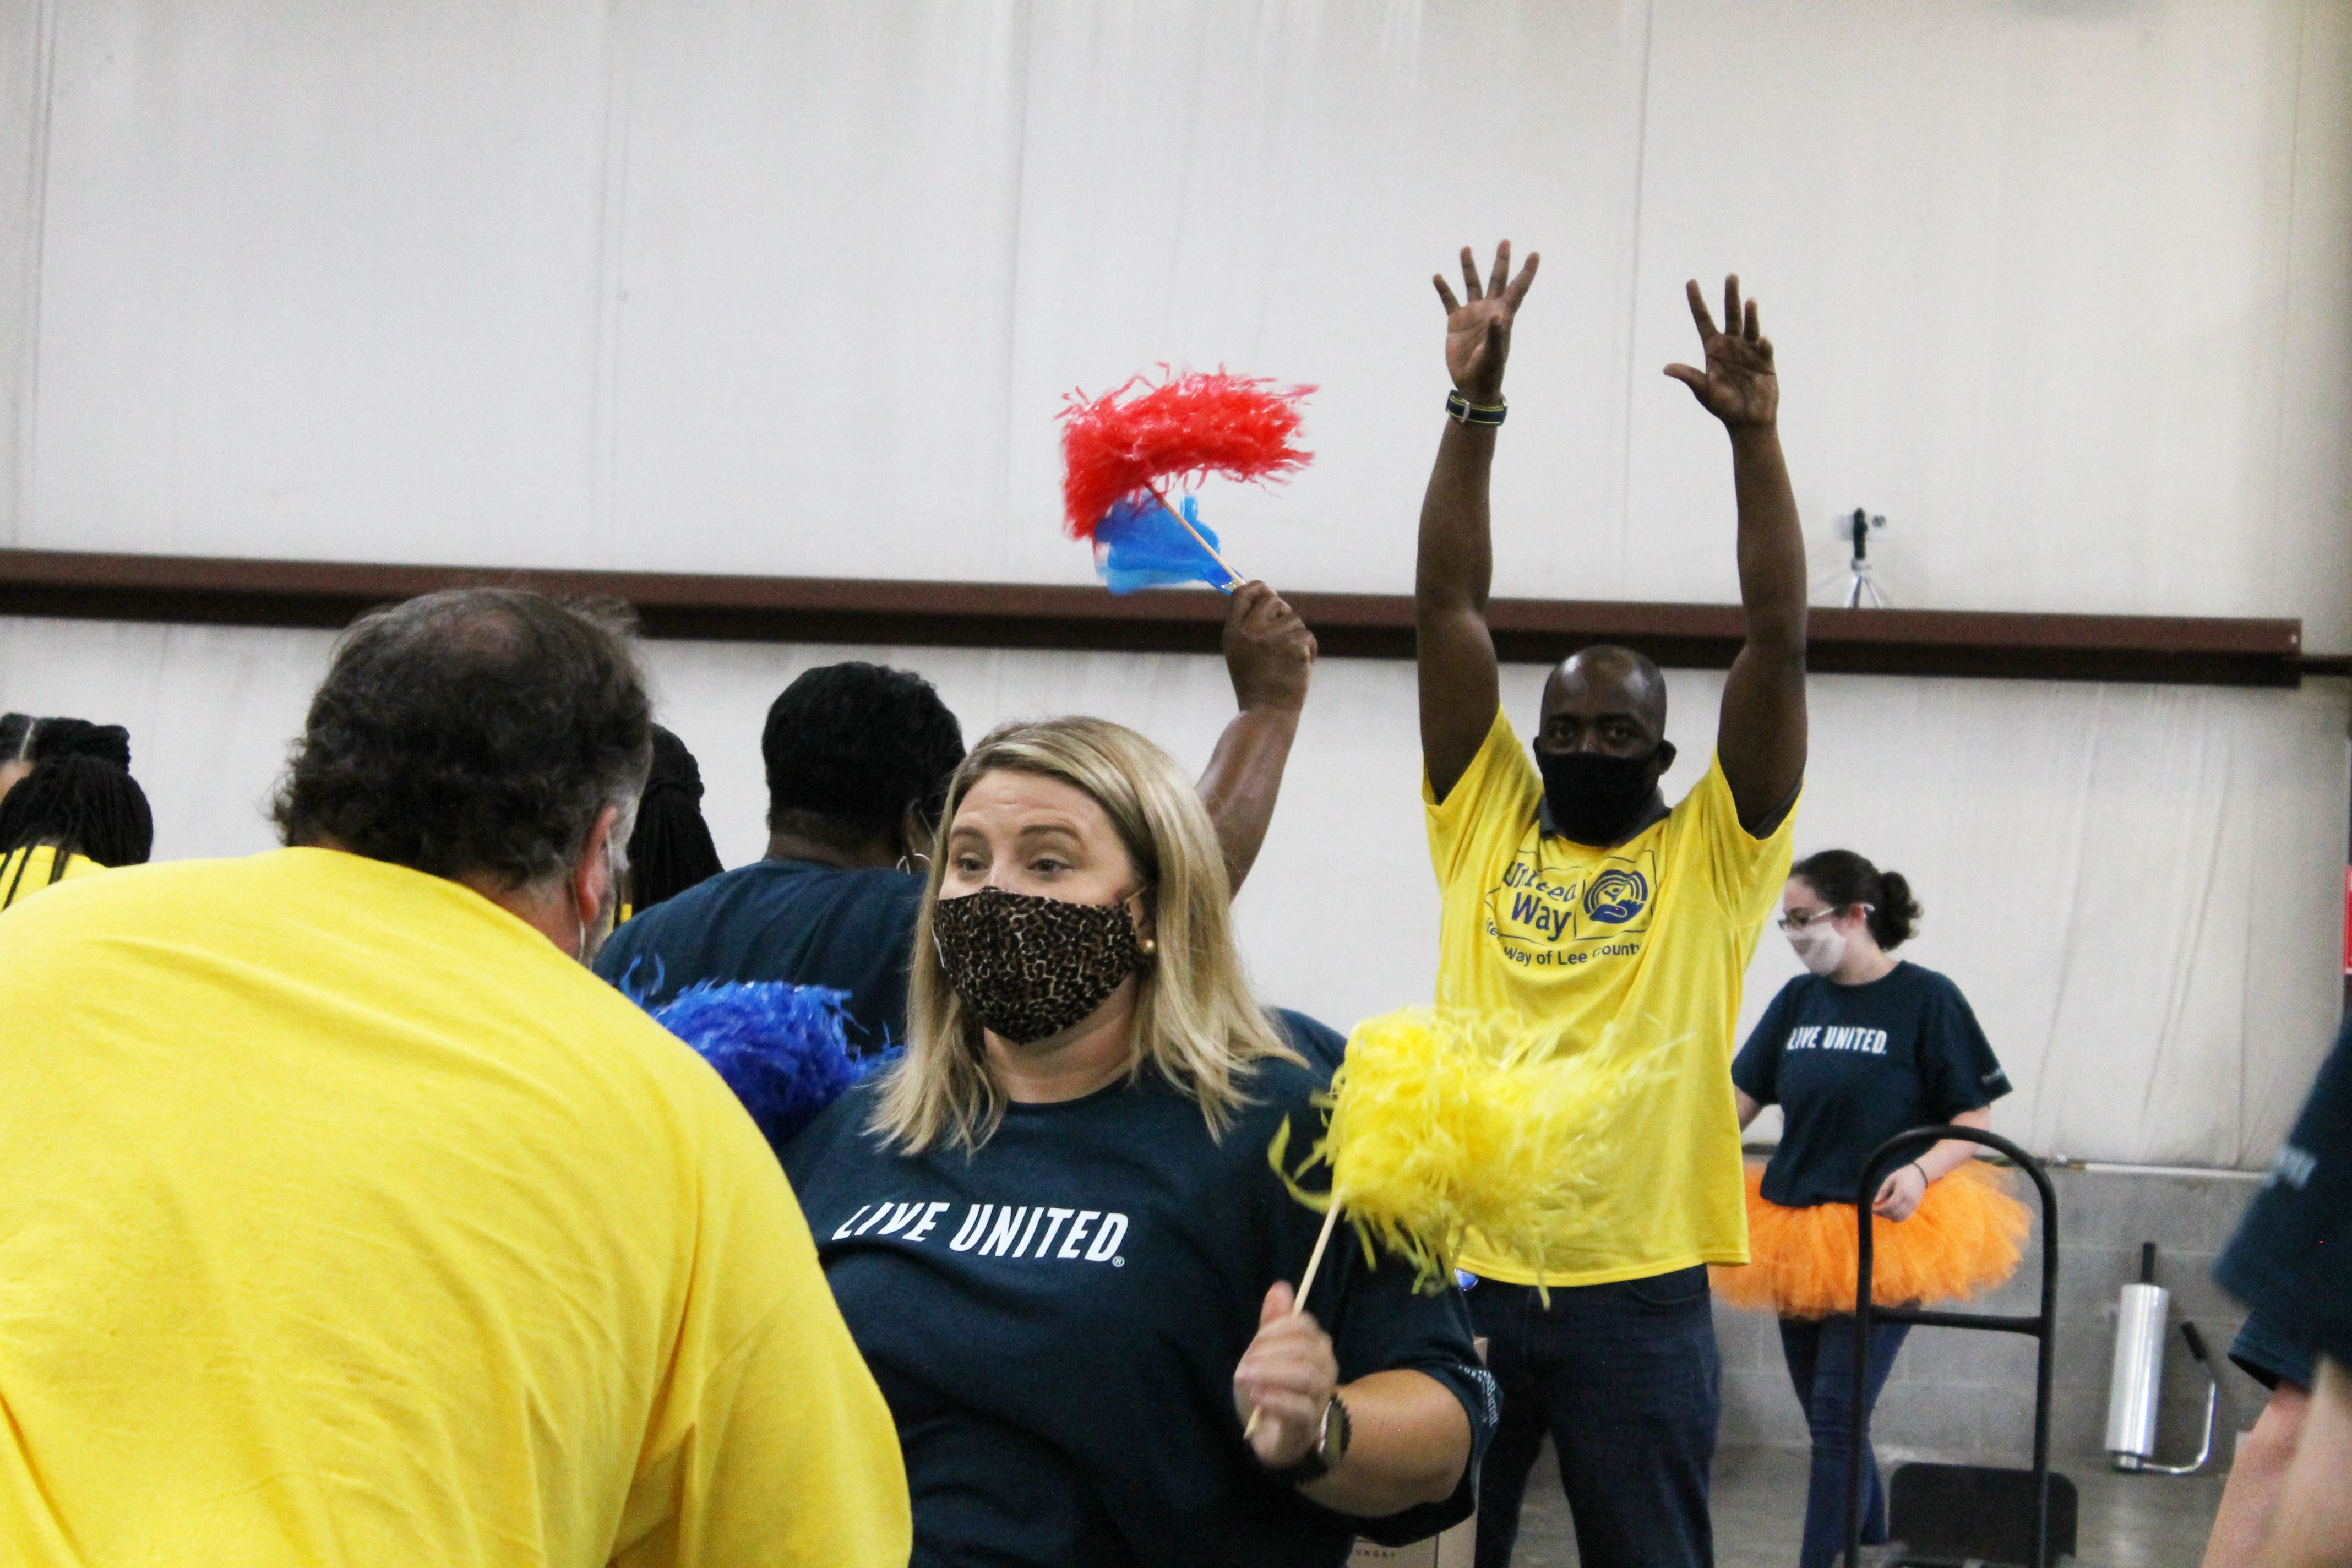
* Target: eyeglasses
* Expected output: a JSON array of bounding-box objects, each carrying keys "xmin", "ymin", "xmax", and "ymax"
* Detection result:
[{"xmin": 1777, "ymin": 903, "xmax": 1870, "ymax": 932}]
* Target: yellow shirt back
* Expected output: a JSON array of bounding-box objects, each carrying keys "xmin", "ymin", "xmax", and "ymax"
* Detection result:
[
  {"xmin": 0, "ymin": 845, "xmax": 102, "ymax": 911},
  {"xmin": 0, "ymin": 848, "xmax": 909, "ymax": 1567},
  {"xmin": 1427, "ymin": 710, "xmax": 1795, "ymax": 1287}
]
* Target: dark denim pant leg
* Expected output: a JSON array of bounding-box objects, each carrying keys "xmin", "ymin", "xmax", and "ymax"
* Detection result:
[
  {"xmin": 1469, "ymin": 1268, "xmax": 1723, "ymax": 1568},
  {"xmin": 1779, "ymin": 1315, "xmax": 1911, "ymax": 1568},
  {"xmin": 1468, "ymin": 1282, "xmax": 1550, "ymax": 1568}
]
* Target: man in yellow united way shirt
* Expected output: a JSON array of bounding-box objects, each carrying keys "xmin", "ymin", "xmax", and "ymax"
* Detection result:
[
  {"xmin": 1417, "ymin": 248, "xmax": 1808, "ymax": 1568},
  {"xmin": 0, "ymin": 590, "xmax": 908, "ymax": 1567}
]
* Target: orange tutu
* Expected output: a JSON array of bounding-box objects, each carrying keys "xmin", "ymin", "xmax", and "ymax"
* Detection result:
[{"xmin": 1711, "ymin": 1160, "xmax": 2030, "ymax": 1319}]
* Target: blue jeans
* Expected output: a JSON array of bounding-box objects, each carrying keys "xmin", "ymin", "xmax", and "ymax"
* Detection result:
[
  {"xmin": 1467, "ymin": 1267, "xmax": 1721, "ymax": 1568},
  {"xmin": 1779, "ymin": 1316, "xmax": 1911, "ymax": 1568}
]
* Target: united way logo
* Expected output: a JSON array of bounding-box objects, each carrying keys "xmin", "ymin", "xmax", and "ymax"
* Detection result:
[
  {"xmin": 1484, "ymin": 845, "xmax": 1659, "ymax": 961},
  {"xmin": 1582, "ymin": 869, "xmax": 1649, "ymax": 925}
]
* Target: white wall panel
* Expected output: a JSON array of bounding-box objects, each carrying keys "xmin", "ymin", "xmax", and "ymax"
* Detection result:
[
  {"xmin": 3, "ymin": 1, "xmax": 2344, "ymax": 642},
  {"xmin": 5, "ymin": 612, "xmax": 2341, "ymax": 1169}
]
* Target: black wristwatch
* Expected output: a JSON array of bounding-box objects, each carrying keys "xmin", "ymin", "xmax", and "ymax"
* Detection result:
[{"xmin": 1270, "ymin": 1392, "xmax": 1353, "ymax": 1484}]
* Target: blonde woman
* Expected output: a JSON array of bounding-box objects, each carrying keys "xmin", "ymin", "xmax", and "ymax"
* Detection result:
[{"xmin": 786, "ymin": 716, "xmax": 1492, "ymax": 1567}]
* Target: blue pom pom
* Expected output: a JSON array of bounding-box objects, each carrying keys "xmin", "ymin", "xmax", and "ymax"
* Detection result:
[
  {"xmin": 651, "ymin": 981, "xmax": 879, "ymax": 1151},
  {"xmin": 1092, "ymin": 493, "xmax": 1228, "ymax": 594}
]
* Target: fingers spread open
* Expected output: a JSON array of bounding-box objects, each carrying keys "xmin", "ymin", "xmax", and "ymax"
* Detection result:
[
  {"xmin": 1663, "ymin": 363, "xmax": 1705, "ymax": 389},
  {"xmin": 1722, "ymin": 275, "xmax": 1743, "ymax": 335},
  {"xmin": 1433, "ymin": 274, "xmax": 1461, "ymax": 313},
  {"xmin": 1743, "ymin": 297, "xmax": 1760, "ymax": 343},
  {"xmin": 1487, "ymin": 240, "xmax": 1511, "ymax": 301},
  {"xmin": 1459, "ymin": 246, "xmax": 1484, "ymax": 302},
  {"xmin": 1683, "ymin": 278, "xmax": 1718, "ymax": 339},
  {"xmin": 1502, "ymin": 249, "xmax": 1542, "ymax": 311}
]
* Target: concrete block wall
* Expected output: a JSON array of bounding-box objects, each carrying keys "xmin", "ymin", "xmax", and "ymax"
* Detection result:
[{"xmin": 1716, "ymin": 1166, "xmax": 2278, "ymax": 1475}]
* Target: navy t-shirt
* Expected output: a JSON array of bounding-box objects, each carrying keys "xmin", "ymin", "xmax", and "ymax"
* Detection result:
[
  {"xmin": 1732, "ymin": 961, "xmax": 2012, "ymax": 1207},
  {"xmin": 2218, "ymin": 1014, "xmax": 2352, "ymax": 1369},
  {"xmin": 1271, "ymin": 1007, "xmax": 1348, "ymax": 1072},
  {"xmin": 595, "ymin": 858, "xmax": 922, "ymax": 1052},
  {"xmin": 783, "ymin": 1055, "xmax": 1495, "ymax": 1568}
]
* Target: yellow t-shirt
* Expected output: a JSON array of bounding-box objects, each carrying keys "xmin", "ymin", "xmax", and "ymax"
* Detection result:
[
  {"xmin": 1427, "ymin": 709, "xmax": 1796, "ymax": 1287},
  {"xmin": 0, "ymin": 847, "xmax": 910, "ymax": 1567},
  {"xmin": 0, "ymin": 844, "xmax": 102, "ymax": 911}
]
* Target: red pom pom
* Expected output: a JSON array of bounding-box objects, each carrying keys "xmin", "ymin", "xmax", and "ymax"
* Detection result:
[{"xmin": 1058, "ymin": 368, "xmax": 1314, "ymax": 539}]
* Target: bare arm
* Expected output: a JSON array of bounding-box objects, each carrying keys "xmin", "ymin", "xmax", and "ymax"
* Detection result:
[
  {"xmin": 1196, "ymin": 582, "xmax": 1316, "ymax": 895},
  {"xmin": 2257, "ymin": 1357, "xmax": 2352, "ymax": 1568},
  {"xmin": 1300, "ymin": 1368, "xmax": 1473, "ymax": 1516},
  {"xmin": 1418, "ymin": 243, "xmax": 1538, "ymax": 802},
  {"xmin": 1871, "ymin": 1106, "xmax": 1994, "ymax": 1221},
  {"xmin": 1664, "ymin": 277, "xmax": 1807, "ymax": 834},
  {"xmin": 1736, "ymin": 1088, "xmax": 1764, "ymax": 1130}
]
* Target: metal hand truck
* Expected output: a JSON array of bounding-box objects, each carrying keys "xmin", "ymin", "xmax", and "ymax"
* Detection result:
[{"xmin": 1845, "ymin": 1126, "xmax": 2062, "ymax": 1568}]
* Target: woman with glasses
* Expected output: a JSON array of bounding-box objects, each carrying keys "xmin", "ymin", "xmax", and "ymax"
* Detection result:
[
  {"xmin": 1716, "ymin": 848, "xmax": 2027, "ymax": 1568},
  {"xmin": 784, "ymin": 715, "xmax": 1491, "ymax": 1567}
]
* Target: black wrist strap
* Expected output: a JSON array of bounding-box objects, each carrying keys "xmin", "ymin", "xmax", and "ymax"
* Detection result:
[
  {"xmin": 1446, "ymin": 390, "xmax": 1507, "ymax": 427},
  {"xmin": 1271, "ymin": 1393, "xmax": 1352, "ymax": 1484}
]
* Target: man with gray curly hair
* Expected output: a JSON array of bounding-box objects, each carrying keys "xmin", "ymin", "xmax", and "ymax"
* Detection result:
[{"xmin": 0, "ymin": 588, "xmax": 909, "ymax": 1567}]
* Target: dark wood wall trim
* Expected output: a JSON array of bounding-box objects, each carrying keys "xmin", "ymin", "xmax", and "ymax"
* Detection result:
[{"xmin": 0, "ymin": 547, "xmax": 2318, "ymax": 688}]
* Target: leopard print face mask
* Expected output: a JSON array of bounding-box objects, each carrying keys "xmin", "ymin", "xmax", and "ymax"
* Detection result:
[{"xmin": 930, "ymin": 885, "xmax": 1146, "ymax": 1044}]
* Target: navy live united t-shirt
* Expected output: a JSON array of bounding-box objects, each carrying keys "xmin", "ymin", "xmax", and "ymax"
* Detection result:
[
  {"xmin": 1732, "ymin": 961, "xmax": 2012, "ymax": 1207},
  {"xmin": 785, "ymin": 1053, "xmax": 1496, "ymax": 1568}
]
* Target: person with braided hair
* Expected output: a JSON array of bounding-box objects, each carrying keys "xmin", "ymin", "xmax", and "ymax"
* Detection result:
[
  {"xmin": 1721, "ymin": 848, "xmax": 2026, "ymax": 1568},
  {"xmin": 0, "ymin": 714, "xmax": 133, "ymax": 800},
  {"xmin": 0, "ymin": 716, "xmax": 152, "ymax": 910},
  {"xmin": 617, "ymin": 724, "xmax": 726, "ymax": 921}
]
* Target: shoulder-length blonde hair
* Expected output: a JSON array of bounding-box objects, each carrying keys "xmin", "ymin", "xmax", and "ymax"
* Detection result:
[{"xmin": 871, "ymin": 715, "xmax": 1300, "ymax": 1155}]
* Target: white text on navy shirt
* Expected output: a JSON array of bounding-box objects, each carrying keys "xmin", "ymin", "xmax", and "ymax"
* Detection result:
[{"xmin": 1785, "ymin": 1025, "xmax": 1890, "ymax": 1057}]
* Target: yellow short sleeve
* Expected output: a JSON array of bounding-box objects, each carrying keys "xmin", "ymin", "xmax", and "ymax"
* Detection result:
[
  {"xmin": 1681, "ymin": 756, "xmax": 1800, "ymax": 929},
  {"xmin": 1424, "ymin": 707, "xmax": 1542, "ymax": 889}
]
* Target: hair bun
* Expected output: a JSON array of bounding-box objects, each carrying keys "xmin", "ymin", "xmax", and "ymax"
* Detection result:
[
  {"xmin": 1870, "ymin": 870, "xmax": 1921, "ymax": 950},
  {"xmin": 1791, "ymin": 848, "xmax": 1923, "ymax": 952},
  {"xmin": 30, "ymin": 719, "xmax": 132, "ymax": 771}
]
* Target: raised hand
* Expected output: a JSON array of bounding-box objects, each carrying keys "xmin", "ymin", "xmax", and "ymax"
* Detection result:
[
  {"xmin": 1433, "ymin": 242, "xmax": 1540, "ymax": 406},
  {"xmin": 1664, "ymin": 275, "xmax": 1777, "ymax": 429},
  {"xmin": 1222, "ymin": 581, "xmax": 1316, "ymax": 717}
]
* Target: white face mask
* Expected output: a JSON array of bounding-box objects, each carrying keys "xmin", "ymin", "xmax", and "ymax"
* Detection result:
[{"xmin": 1785, "ymin": 920, "xmax": 1847, "ymax": 977}]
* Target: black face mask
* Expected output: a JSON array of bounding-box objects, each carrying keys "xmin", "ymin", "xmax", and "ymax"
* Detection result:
[
  {"xmin": 930, "ymin": 885, "xmax": 1145, "ymax": 1044},
  {"xmin": 1534, "ymin": 744, "xmax": 1668, "ymax": 846}
]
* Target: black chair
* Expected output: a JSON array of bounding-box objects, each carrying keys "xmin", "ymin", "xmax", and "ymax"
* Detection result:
[{"xmin": 1845, "ymin": 1126, "xmax": 2067, "ymax": 1568}]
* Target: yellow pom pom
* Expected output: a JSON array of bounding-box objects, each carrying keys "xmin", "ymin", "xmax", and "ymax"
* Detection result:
[{"xmin": 1275, "ymin": 1008, "xmax": 1651, "ymax": 1293}]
